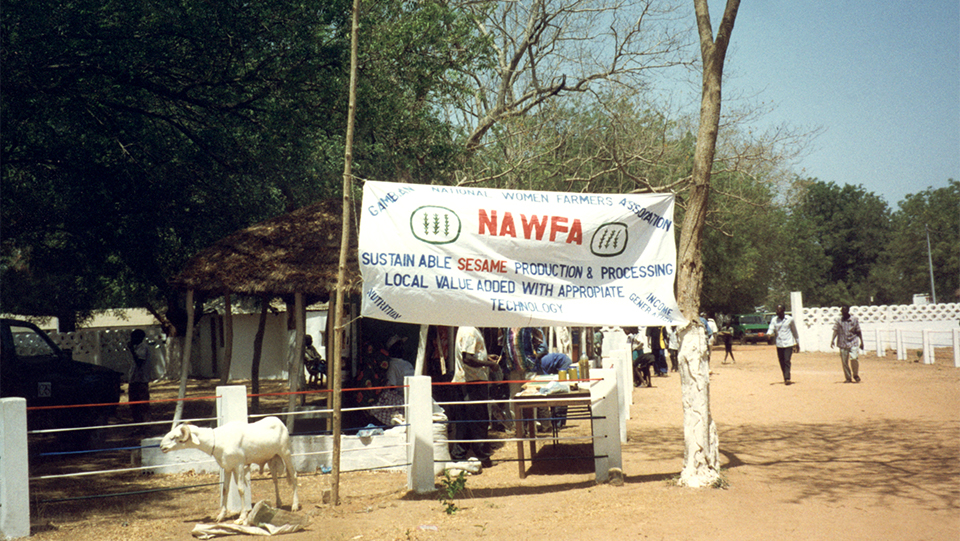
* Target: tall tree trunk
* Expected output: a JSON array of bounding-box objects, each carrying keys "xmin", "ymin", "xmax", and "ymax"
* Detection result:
[
  {"xmin": 172, "ymin": 289, "xmax": 195, "ymax": 427},
  {"xmin": 286, "ymin": 293, "xmax": 306, "ymax": 433},
  {"xmin": 250, "ymin": 296, "xmax": 268, "ymax": 414},
  {"xmin": 220, "ymin": 293, "xmax": 233, "ymax": 386},
  {"xmin": 676, "ymin": 0, "xmax": 739, "ymax": 488}
]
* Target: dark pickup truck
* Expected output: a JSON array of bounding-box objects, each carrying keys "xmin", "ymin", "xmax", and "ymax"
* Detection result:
[{"xmin": 1, "ymin": 318, "xmax": 123, "ymax": 431}]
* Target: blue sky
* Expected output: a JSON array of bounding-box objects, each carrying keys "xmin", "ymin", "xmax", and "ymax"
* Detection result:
[{"xmin": 705, "ymin": 1, "xmax": 959, "ymax": 208}]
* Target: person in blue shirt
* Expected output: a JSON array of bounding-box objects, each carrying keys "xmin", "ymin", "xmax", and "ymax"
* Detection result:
[
  {"xmin": 535, "ymin": 351, "xmax": 574, "ymax": 429},
  {"xmin": 538, "ymin": 352, "xmax": 573, "ymax": 375}
]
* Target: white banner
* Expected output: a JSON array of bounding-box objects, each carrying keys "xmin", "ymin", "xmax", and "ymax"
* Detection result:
[{"xmin": 358, "ymin": 181, "xmax": 686, "ymax": 328}]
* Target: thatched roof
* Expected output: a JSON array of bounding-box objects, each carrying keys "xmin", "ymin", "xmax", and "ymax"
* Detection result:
[{"xmin": 170, "ymin": 198, "xmax": 361, "ymax": 300}]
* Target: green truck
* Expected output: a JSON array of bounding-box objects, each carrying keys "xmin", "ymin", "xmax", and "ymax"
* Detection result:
[{"xmin": 731, "ymin": 313, "xmax": 775, "ymax": 345}]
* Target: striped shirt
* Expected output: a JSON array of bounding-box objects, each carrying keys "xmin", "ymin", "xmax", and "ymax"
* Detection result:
[{"xmin": 832, "ymin": 316, "xmax": 862, "ymax": 350}]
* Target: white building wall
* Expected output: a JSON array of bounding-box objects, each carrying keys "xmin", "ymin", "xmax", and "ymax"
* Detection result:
[
  {"xmin": 193, "ymin": 309, "xmax": 328, "ymax": 381},
  {"xmin": 42, "ymin": 308, "xmax": 328, "ymax": 381}
]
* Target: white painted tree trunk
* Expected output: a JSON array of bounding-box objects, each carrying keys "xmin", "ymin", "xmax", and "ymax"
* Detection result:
[
  {"xmin": 677, "ymin": 322, "xmax": 719, "ymax": 488},
  {"xmin": 672, "ymin": 0, "xmax": 739, "ymax": 489}
]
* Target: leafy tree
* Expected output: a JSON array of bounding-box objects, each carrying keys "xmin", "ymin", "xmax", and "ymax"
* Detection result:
[
  {"xmin": 872, "ymin": 180, "xmax": 959, "ymax": 304},
  {"xmin": 698, "ymin": 170, "xmax": 779, "ymax": 315},
  {"xmin": 776, "ymin": 179, "xmax": 891, "ymax": 307},
  {"xmin": 1, "ymin": 0, "xmax": 485, "ymax": 329}
]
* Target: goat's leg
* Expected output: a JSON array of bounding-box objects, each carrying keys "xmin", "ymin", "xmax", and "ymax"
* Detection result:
[
  {"xmin": 215, "ymin": 470, "xmax": 230, "ymax": 523},
  {"xmin": 269, "ymin": 455, "xmax": 283, "ymax": 507},
  {"xmin": 280, "ymin": 450, "xmax": 300, "ymax": 511},
  {"xmin": 234, "ymin": 467, "xmax": 250, "ymax": 525}
]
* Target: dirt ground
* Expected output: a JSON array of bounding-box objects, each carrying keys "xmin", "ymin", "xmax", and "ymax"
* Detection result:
[{"xmin": 26, "ymin": 344, "xmax": 960, "ymax": 541}]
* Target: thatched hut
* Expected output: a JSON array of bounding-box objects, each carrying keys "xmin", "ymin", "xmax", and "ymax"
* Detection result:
[
  {"xmin": 171, "ymin": 197, "xmax": 361, "ymax": 299},
  {"xmin": 169, "ymin": 197, "xmax": 361, "ymax": 420}
]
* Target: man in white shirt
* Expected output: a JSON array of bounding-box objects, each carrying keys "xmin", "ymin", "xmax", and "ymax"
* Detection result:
[
  {"xmin": 767, "ymin": 304, "xmax": 800, "ymax": 385},
  {"xmin": 449, "ymin": 326, "xmax": 500, "ymax": 468}
]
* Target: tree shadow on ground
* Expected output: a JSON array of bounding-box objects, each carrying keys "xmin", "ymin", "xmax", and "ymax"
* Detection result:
[{"xmin": 626, "ymin": 418, "xmax": 958, "ymax": 512}]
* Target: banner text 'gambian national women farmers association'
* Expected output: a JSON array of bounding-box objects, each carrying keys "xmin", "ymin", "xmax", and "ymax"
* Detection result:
[{"xmin": 358, "ymin": 181, "xmax": 686, "ymax": 328}]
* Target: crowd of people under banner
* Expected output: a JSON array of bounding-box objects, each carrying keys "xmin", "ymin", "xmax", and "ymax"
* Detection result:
[
  {"xmin": 308, "ymin": 325, "xmax": 674, "ymax": 420},
  {"xmin": 296, "ymin": 311, "xmax": 820, "ymax": 468},
  {"xmin": 300, "ymin": 321, "xmax": 740, "ymax": 467},
  {"xmin": 294, "ymin": 302, "xmax": 858, "ymax": 468}
]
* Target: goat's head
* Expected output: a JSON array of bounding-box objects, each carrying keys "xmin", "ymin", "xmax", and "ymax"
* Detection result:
[{"xmin": 159, "ymin": 423, "xmax": 199, "ymax": 453}]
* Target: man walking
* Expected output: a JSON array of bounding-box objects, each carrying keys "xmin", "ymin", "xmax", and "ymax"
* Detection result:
[
  {"xmin": 831, "ymin": 306, "xmax": 864, "ymax": 383},
  {"xmin": 767, "ymin": 305, "xmax": 800, "ymax": 385}
]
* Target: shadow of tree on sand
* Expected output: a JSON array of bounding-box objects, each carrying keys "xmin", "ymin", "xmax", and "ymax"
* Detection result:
[{"xmin": 627, "ymin": 418, "xmax": 958, "ymax": 512}]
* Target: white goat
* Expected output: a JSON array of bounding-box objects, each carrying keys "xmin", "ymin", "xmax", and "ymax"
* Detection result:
[{"xmin": 160, "ymin": 416, "xmax": 300, "ymax": 524}]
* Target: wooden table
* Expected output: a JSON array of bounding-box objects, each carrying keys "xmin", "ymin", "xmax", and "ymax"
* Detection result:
[{"xmin": 512, "ymin": 389, "xmax": 592, "ymax": 478}]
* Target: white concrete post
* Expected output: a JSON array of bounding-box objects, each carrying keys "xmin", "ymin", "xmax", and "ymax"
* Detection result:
[
  {"xmin": 953, "ymin": 329, "xmax": 960, "ymax": 368},
  {"xmin": 790, "ymin": 292, "xmax": 807, "ymax": 350},
  {"xmin": 875, "ymin": 328, "xmax": 883, "ymax": 357},
  {"xmin": 405, "ymin": 375, "xmax": 434, "ymax": 493},
  {"xmin": 1, "ymin": 398, "xmax": 30, "ymax": 540},
  {"xmin": 616, "ymin": 347, "xmax": 629, "ymax": 439},
  {"xmin": 590, "ymin": 368, "xmax": 622, "ymax": 483},
  {"xmin": 217, "ymin": 385, "xmax": 249, "ymax": 513},
  {"xmin": 923, "ymin": 330, "xmax": 933, "ymax": 365},
  {"xmin": 609, "ymin": 347, "xmax": 632, "ymax": 424},
  {"xmin": 600, "ymin": 326, "xmax": 627, "ymax": 367},
  {"xmin": 896, "ymin": 329, "xmax": 905, "ymax": 360}
]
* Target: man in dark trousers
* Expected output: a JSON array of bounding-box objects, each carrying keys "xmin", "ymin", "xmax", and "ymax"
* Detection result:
[
  {"xmin": 449, "ymin": 326, "xmax": 500, "ymax": 468},
  {"xmin": 767, "ymin": 304, "xmax": 800, "ymax": 385},
  {"xmin": 647, "ymin": 325, "xmax": 669, "ymax": 376}
]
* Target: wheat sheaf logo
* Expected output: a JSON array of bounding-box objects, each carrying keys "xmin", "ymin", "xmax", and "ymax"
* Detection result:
[
  {"xmin": 410, "ymin": 206, "xmax": 461, "ymax": 245},
  {"xmin": 590, "ymin": 222, "xmax": 628, "ymax": 257}
]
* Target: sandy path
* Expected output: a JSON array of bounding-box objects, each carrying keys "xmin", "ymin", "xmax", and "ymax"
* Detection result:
[{"xmin": 29, "ymin": 345, "xmax": 959, "ymax": 541}]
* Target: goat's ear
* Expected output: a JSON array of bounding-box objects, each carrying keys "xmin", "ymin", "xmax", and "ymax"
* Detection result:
[
  {"xmin": 177, "ymin": 424, "xmax": 191, "ymax": 443},
  {"xmin": 189, "ymin": 429, "xmax": 201, "ymax": 446}
]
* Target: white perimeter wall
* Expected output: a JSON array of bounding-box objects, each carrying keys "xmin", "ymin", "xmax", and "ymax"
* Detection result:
[{"xmin": 792, "ymin": 295, "xmax": 959, "ymax": 353}]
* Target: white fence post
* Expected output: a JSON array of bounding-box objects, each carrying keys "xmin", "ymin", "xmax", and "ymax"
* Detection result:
[
  {"xmin": 217, "ymin": 385, "xmax": 249, "ymax": 514},
  {"xmin": 922, "ymin": 330, "xmax": 933, "ymax": 365},
  {"xmin": 405, "ymin": 375, "xmax": 434, "ymax": 494},
  {"xmin": 896, "ymin": 330, "xmax": 905, "ymax": 360},
  {"xmin": 875, "ymin": 329, "xmax": 883, "ymax": 357},
  {"xmin": 607, "ymin": 347, "xmax": 632, "ymax": 425},
  {"xmin": 590, "ymin": 368, "xmax": 622, "ymax": 483},
  {"xmin": 953, "ymin": 329, "xmax": 960, "ymax": 368},
  {"xmin": 1, "ymin": 397, "xmax": 30, "ymax": 540}
]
